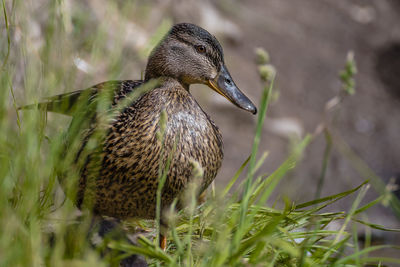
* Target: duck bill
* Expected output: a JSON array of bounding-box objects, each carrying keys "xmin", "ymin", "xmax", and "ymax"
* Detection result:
[{"xmin": 207, "ymin": 65, "xmax": 257, "ymax": 114}]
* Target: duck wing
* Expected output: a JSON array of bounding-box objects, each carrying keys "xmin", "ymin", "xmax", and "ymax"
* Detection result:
[{"xmin": 19, "ymin": 80, "xmax": 144, "ymax": 116}]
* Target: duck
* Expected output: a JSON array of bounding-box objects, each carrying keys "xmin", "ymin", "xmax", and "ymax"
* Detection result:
[{"xmin": 24, "ymin": 23, "xmax": 257, "ymax": 250}]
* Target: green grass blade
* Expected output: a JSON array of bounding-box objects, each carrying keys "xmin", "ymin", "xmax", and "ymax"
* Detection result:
[
  {"xmin": 295, "ymin": 180, "xmax": 368, "ymax": 210},
  {"xmin": 334, "ymin": 245, "xmax": 400, "ymax": 265},
  {"xmin": 352, "ymin": 218, "xmax": 400, "ymax": 232},
  {"xmin": 222, "ymin": 155, "xmax": 250, "ymax": 197}
]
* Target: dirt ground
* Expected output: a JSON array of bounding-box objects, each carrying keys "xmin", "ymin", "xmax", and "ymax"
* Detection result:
[{"xmin": 165, "ymin": 0, "xmax": 400, "ymax": 239}]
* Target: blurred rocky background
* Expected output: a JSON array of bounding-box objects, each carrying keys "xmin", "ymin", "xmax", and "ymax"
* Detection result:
[{"xmin": 3, "ymin": 0, "xmax": 399, "ymax": 245}]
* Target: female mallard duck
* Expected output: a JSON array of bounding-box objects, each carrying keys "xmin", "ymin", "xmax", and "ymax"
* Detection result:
[{"xmin": 28, "ymin": 23, "xmax": 256, "ymax": 248}]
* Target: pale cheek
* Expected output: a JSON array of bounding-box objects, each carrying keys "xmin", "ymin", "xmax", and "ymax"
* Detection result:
[{"xmin": 209, "ymin": 68, "xmax": 218, "ymax": 80}]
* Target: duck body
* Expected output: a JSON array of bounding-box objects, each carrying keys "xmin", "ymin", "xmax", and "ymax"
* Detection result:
[
  {"xmin": 23, "ymin": 23, "xmax": 257, "ymax": 227},
  {"xmin": 77, "ymin": 78, "xmax": 223, "ymax": 219}
]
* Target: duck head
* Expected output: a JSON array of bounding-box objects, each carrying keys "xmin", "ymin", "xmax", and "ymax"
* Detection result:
[{"xmin": 145, "ymin": 23, "xmax": 257, "ymax": 115}]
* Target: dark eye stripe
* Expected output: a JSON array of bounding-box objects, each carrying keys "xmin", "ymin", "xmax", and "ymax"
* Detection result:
[{"xmin": 173, "ymin": 34, "xmax": 221, "ymax": 70}]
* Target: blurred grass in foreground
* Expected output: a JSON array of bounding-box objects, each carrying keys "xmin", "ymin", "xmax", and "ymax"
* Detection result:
[{"xmin": 1, "ymin": 1, "xmax": 400, "ymax": 266}]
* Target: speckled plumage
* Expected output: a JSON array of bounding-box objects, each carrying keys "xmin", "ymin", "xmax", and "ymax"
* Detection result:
[{"xmin": 76, "ymin": 78, "xmax": 223, "ymax": 219}]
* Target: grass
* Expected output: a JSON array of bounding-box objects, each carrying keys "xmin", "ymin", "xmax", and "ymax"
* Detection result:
[{"xmin": 1, "ymin": 1, "xmax": 400, "ymax": 266}]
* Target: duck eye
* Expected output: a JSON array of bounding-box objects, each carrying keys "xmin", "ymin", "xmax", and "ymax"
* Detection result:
[{"xmin": 195, "ymin": 45, "xmax": 206, "ymax": 54}]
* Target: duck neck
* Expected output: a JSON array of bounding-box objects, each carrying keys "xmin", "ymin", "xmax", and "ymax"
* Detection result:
[{"xmin": 145, "ymin": 76, "xmax": 190, "ymax": 91}]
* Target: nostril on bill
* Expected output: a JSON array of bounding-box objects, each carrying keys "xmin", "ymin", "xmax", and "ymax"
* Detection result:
[{"xmin": 225, "ymin": 78, "xmax": 232, "ymax": 85}]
